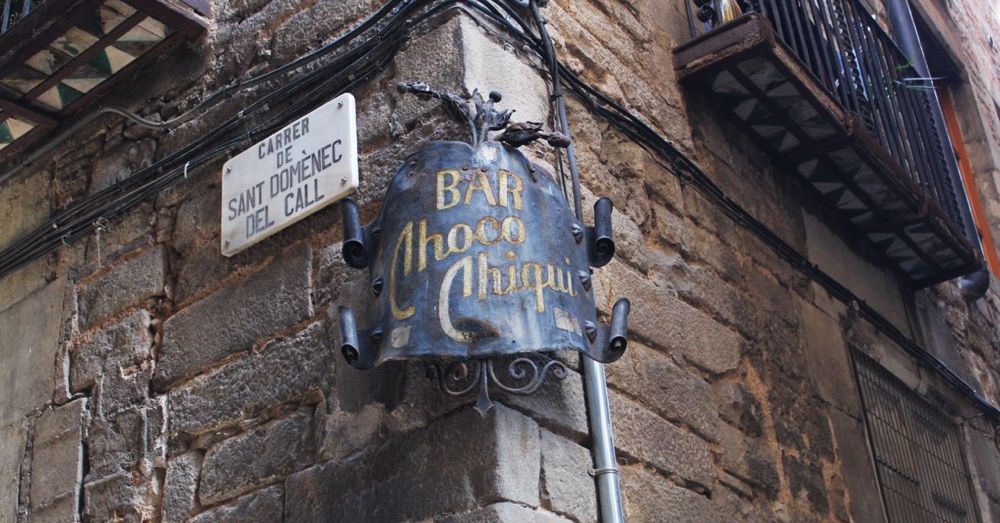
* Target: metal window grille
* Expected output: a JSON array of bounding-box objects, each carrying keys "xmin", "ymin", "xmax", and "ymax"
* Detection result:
[{"xmin": 853, "ymin": 350, "xmax": 981, "ymax": 523}]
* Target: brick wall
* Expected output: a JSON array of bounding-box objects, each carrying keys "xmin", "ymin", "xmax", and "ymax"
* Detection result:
[{"xmin": 0, "ymin": 0, "xmax": 999, "ymax": 522}]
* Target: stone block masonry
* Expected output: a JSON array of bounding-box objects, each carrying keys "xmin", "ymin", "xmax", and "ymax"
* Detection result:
[
  {"xmin": 29, "ymin": 399, "xmax": 86, "ymax": 522},
  {"xmin": 199, "ymin": 407, "xmax": 316, "ymax": 505},
  {"xmin": 166, "ymin": 321, "xmax": 335, "ymax": 436},
  {"xmin": 0, "ymin": 421, "xmax": 26, "ymax": 522},
  {"xmin": 155, "ymin": 243, "xmax": 313, "ymax": 389},
  {"xmin": 0, "ymin": 0, "xmax": 999, "ymax": 521},
  {"xmin": 284, "ymin": 404, "xmax": 540, "ymax": 523},
  {"xmin": 77, "ymin": 245, "xmax": 166, "ymax": 331},
  {"xmin": 160, "ymin": 451, "xmax": 202, "ymax": 523},
  {"xmin": 0, "ymin": 278, "xmax": 66, "ymax": 427}
]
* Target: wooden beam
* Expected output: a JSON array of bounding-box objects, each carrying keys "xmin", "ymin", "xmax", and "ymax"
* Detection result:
[
  {"xmin": 124, "ymin": 0, "xmax": 209, "ymax": 38},
  {"xmin": 178, "ymin": 0, "xmax": 209, "ymax": 18},
  {"xmin": 58, "ymin": 30, "xmax": 185, "ymax": 116},
  {"xmin": 0, "ymin": 96, "xmax": 57, "ymax": 126},
  {"xmin": 0, "ymin": 116, "xmax": 57, "ymax": 164},
  {"xmin": 22, "ymin": 11, "xmax": 145, "ymax": 104},
  {"xmin": 0, "ymin": 0, "xmax": 101, "ymax": 73},
  {"xmin": 673, "ymin": 13, "xmax": 766, "ymax": 74}
]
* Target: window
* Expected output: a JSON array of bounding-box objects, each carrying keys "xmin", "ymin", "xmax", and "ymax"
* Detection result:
[{"xmin": 852, "ymin": 349, "xmax": 981, "ymax": 522}]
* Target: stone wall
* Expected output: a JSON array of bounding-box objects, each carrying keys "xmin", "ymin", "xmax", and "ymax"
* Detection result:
[{"xmin": 1, "ymin": 0, "xmax": 999, "ymax": 522}]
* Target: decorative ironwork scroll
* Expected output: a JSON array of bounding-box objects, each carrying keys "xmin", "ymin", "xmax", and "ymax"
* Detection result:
[{"xmin": 337, "ymin": 84, "xmax": 630, "ymax": 414}]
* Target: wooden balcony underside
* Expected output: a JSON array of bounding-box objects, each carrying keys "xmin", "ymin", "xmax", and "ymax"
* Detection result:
[
  {"xmin": 0, "ymin": 0, "xmax": 207, "ymax": 162},
  {"xmin": 674, "ymin": 14, "xmax": 978, "ymax": 287}
]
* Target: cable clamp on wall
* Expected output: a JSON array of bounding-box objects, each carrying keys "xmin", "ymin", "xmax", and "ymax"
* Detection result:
[{"xmin": 588, "ymin": 467, "xmax": 620, "ymax": 478}]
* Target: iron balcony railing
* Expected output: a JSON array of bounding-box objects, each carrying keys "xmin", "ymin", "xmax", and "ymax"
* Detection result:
[
  {"xmin": 686, "ymin": 0, "xmax": 967, "ymax": 235},
  {"xmin": 1, "ymin": 0, "xmax": 41, "ymax": 34}
]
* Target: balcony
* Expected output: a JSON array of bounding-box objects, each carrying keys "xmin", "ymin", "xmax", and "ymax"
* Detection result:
[
  {"xmin": 0, "ymin": 0, "xmax": 208, "ymax": 159},
  {"xmin": 673, "ymin": 1, "xmax": 979, "ymax": 287}
]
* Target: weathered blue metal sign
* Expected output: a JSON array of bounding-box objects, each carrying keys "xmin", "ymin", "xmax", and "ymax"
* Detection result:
[
  {"xmin": 336, "ymin": 84, "xmax": 629, "ymax": 412},
  {"xmin": 339, "ymin": 140, "xmax": 627, "ymax": 368}
]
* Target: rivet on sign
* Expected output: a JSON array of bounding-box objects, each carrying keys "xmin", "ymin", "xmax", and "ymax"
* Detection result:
[
  {"xmin": 224, "ymin": 240, "xmax": 231, "ymax": 247},
  {"xmin": 341, "ymin": 177, "xmax": 347, "ymax": 186},
  {"xmin": 584, "ymin": 321, "xmax": 598, "ymax": 342},
  {"xmin": 338, "ymin": 101, "xmax": 344, "ymax": 109},
  {"xmin": 571, "ymin": 223, "xmax": 584, "ymax": 243},
  {"xmin": 225, "ymin": 166, "xmax": 232, "ymax": 174},
  {"xmin": 578, "ymin": 270, "xmax": 592, "ymax": 291},
  {"xmin": 371, "ymin": 277, "xmax": 384, "ymax": 297}
]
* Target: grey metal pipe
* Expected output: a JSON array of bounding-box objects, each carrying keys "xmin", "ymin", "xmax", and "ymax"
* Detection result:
[
  {"xmin": 886, "ymin": 0, "xmax": 989, "ymax": 299},
  {"xmin": 527, "ymin": 1, "xmax": 625, "ymax": 520},
  {"xmin": 582, "ymin": 357, "xmax": 625, "ymax": 522}
]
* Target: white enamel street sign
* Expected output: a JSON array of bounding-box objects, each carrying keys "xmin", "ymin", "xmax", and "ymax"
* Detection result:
[{"xmin": 221, "ymin": 93, "xmax": 359, "ymax": 256}]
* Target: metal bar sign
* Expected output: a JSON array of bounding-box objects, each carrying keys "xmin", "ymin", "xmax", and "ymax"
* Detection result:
[{"xmin": 221, "ymin": 93, "xmax": 359, "ymax": 256}]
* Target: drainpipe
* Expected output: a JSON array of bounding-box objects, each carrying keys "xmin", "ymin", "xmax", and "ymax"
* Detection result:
[
  {"xmin": 527, "ymin": 1, "xmax": 626, "ymax": 520},
  {"xmin": 886, "ymin": 0, "xmax": 990, "ymax": 299}
]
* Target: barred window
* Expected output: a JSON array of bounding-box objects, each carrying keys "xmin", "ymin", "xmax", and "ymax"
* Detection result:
[{"xmin": 852, "ymin": 350, "xmax": 981, "ymax": 522}]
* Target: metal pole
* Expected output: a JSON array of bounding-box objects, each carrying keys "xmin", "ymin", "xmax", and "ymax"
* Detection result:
[
  {"xmin": 528, "ymin": 1, "xmax": 625, "ymax": 521},
  {"xmin": 582, "ymin": 357, "xmax": 625, "ymax": 522}
]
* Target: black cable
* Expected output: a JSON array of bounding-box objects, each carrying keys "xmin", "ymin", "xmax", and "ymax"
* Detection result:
[
  {"xmin": 529, "ymin": 0, "xmax": 582, "ymax": 220},
  {"xmin": 0, "ymin": 0, "xmax": 434, "ymax": 273},
  {"xmin": 1, "ymin": 0, "xmax": 996, "ymax": 424},
  {"xmin": 463, "ymin": 0, "xmax": 1000, "ymax": 423}
]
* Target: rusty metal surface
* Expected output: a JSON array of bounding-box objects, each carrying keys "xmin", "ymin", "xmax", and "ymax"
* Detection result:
[{"xmin": 340, "ymin": 140, "xmax": 626, "ymax": 369}]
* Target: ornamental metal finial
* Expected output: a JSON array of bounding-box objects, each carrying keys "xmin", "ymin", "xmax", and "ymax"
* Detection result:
[{"xmin": 396, "ymin": 82, "xmax": 569, "ymax": 149}]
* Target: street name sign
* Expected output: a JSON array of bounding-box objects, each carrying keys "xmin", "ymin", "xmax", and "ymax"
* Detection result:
[{"xmin": 221, "ymin": 93, "xmax": 359, "ymax": 256}]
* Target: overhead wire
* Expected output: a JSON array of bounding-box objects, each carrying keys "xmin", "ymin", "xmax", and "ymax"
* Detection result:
[
  {"xmin": 0, "ymin": 0, "xmax": 996, "ymax": 425},
  {"xmin": 0, "ymin": 0, "xmax": 437, "ymax": 272},
  {"xmin": 458, "ymin": 0, "xmax": 1000, "ymax": 424}
]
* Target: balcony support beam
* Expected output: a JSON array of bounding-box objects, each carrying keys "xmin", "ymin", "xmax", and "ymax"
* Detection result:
[
  {"xmin": 0, "ymin": 96, "xmax": 55, "ymax": 127},
  {"xmin": 672, "ymin": 12, "xmax": 980, "ymax": 287}
]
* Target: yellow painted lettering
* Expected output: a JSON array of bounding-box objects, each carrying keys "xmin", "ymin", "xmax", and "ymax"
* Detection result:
[
  {"xmin": 464, "ymin": 170, "xmax": 498, "ymax": 207},
  {"xmin": 520, "ymin": 262, "xmax": 547, "ymax": 313},
  {"xmin": 501, "ymin": 216, "xmax": 527, "ymax": 245},
  {"xmin": 418, "ymin": 218, "xmax": 446, "ymax": 271},
  {"xmin": 436, "ymin": 170, "xmax": 462, "ymax": 210},
  {"xmin": 439, "ymin": 256, "xmax": 474, "ymax": 342},
  {"xmin": 389, "ymin": 221, "xmax": 415, "ymax": 320},
  {"xmin": 499, "ymin": 170, "xmax": 523, "ymax": 210},
  {"xmin": 475, "ymin": 216, "xmax": 501, "ymax": 246},
  {"xmin": 446, "ymin": 223, "xmax": 473, "ymax": 255}
]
